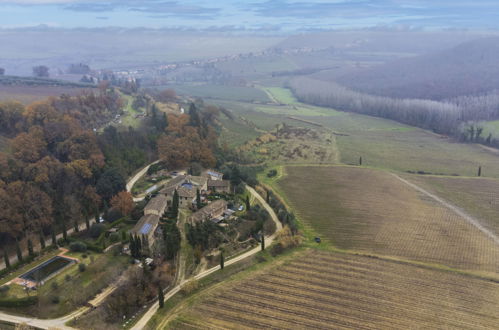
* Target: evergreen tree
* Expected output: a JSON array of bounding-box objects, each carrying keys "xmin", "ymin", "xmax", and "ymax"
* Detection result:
[
  {"xmin": 188, "ymin": 103, "xmax": 201, "ymax": 127},
  {"xmin": 62, "ymin": 219, "xmax": 68, "ymax": 241},
  {"xmin": 478, "ymin": 166, "xmax": 482, "ymax": 177},
  {"xmin": 15, "ymin": 239, "xmax": 22, "ymax": 262},
  {"xmin": 172, "ymin": 190, "xmax": 179, "ymax": 218},
  {"xmin": 245, "ymin": 195, "xmax": 250, "ymax": 212},
  {"xmin": 196, "ymin": 189, "xmax": 202, "ymax": 210},
  {"xmin": 266, "ymin": 191, "xmax": 270, "ymax": 204},
  {"xmin": 220, "ymin": 252, "xmax": 224, "ymax": 270},
  {"xmin": 39, "ymin": 231, "xmax": 46, "ymax": 250},
  {"xmin": 27, "ymin": 239, "xmax": 34, "ymax": 257},
  {"xmin": 85, "ymin": 213, "xmax": 90, "ymax": 231},
  {"xmin": 103, "ymin": 201, "xmax": 109, "ymax": 221},
  {"xmin": 95, "ymin": 209, "xmax": 100, "ymax": 225},
  {"xmin": 261, "ymin": 233, "xmax": 265, "ymax": 251},
  {"xmin": 158, "ymin": 285, "xmax": 165, "ymax": 308},
  {"xmin": 130, "ymin": 236, "xmax": 136, "ymax": 258},
  {"xmin": 74, "ymin": 219, "xmax": 79, "ymax": 233},
  {"xmin": 359, "ymin": 156, "xmax": 363, "ymax": 166},
  {"xmin": 136, "ymin": 235, "xmax": 142, "ymax": 254},
  {"xmin": 3, "ymin": 248, "xmax": 10, "ymax": 268},
  {"xmin": 163, "ymin": 222, "xmax": 181, "ymax": 260},
  {"xmin": 51, "ymin": 226, "xmax": 57, "ymax": 247}
]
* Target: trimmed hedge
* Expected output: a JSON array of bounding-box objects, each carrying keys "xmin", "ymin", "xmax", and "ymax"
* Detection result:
[{"xmin": 0, "ymin": 296, "xmax": 38, "ymax": 308}]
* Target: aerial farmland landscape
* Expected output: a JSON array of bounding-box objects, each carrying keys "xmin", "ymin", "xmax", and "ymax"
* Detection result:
[{"xmin": 1, "ymin": 1, "xmax": 499, "ymax": 329}]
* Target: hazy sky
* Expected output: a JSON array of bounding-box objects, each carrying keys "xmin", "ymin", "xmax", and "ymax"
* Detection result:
[{"xmin": 0, "ymin": 0, "xmax": 498, "ymax": 31}]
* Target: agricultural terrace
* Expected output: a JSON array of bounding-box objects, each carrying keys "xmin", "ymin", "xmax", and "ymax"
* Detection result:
[
  {"xmin": 278, "ymin": 166, "xmax": 499, "ymax": 275},
  {"xmin": 403, "ymin": 175, "xmax": 499, "ymax": 237},
  {"xmin": 165, "ymin": 250, "xmax": 499, "ymax": 329},
  {"xmin": 237, "ymin": 126, "xmax": 338, "ymax": 165}
]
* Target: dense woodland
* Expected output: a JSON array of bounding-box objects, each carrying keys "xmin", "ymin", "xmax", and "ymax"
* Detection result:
[
  {"xmin": 0, "ymin": 89, "xmax": 220, "ymax": 254},
  {"xmin": 289, "ymin": 77, "xmax": 499, "ymax": 146}
]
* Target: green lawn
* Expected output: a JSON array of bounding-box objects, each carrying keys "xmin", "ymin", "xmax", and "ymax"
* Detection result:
[
  {"xmin": 263, "ymin": 87, "xmax": 299, "ymax": 104},
  {"xmin": 172, "ymin": 84, "xmax": 271, "ymax": 103},
  {"xmin": 217, "ymin": 87, "xmax": 499, "ymax": 178}
]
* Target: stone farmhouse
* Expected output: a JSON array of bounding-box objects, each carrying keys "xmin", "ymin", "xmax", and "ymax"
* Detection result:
[{"xmin": 187, "ymin": 200, "xmax": 228, "ymax": 225}]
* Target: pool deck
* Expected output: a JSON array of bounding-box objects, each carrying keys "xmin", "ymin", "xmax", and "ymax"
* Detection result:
[{"xmin": 8, "ymin": 249, "xmax": 79, "ymax": 288}]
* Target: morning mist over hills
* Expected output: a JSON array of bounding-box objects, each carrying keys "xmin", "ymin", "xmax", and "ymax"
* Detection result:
[{"xmin": 1, "ymin": 1, "xmax": 499, "ymax": 329}]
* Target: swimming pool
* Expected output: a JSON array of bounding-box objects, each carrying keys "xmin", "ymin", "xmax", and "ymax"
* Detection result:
[{"xmin": 19, "ymin": 256, "xmax": 75, "ymax": 283}]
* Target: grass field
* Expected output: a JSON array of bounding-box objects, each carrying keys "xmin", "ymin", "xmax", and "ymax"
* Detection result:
[
  {"xmin": 172, "ymin": 84, "xmax": 271, "ymax": 103},
  {"xmin": 218, "ymin": 95, "xmax": 499, "ymax": 177},
  {"xmin": 261, "ymin": 87, "xmax": 298, "ymax": 104},
  {"xmin": 165, "ymin": 249, "xmax": 499, "ymax": 329},
  {"xmin": 278, "ymin": 166, "xmax": 499, "ymax": 275},
  {"xmin": 0, "ymin": 85, "xmax": 91, "ymax": 104}
]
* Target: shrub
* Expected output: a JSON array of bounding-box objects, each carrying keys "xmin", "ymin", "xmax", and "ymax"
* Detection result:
[
  {"xmin": 51, "ymin": 282, "xmax": 58, "ymax": 290},
  {"xmin": 50, "ymin": 295, "xmax": 60, "ymax": 304},
  {"xmin": 65, "ymin": 274, "xmax": 71, "ymax": 282},
  {"xmin": 0, "ymin": 296, "xmax": 38, "ymax": 307},
  {"xmin": 180, "ymin": 280, "xmax": 199, "ymax": 295},
  {"xmin": 267, "ymin": 169, "xmax": 278, "ymax": 178},
  {"xmin": 78, "ymin": 263, "xmax": 86, "ymax": 272},
  {"xmin": 0, "ymin": 285, "xmax": 10, "ymax": 295},
  {"xmin": 89, "ymin": 223, "xmax": 105, "ymax": 238},
  {"xmin": 82, "ymin": 253, "xmax": 88, "ymax": 259},
  {"xmin": 69, "ymin": 241, "xmax": 87, "ymax": 253},
  {"xmin": 106, "ymin": 208, "xmax": 123, "ymax": 223},
  {"xmin": 109, "ymin": 232, "xmax": 120, "ymax": 243},
  {"xmin": 56, "ymin": 238, "xmax": 67, "ymax": 246}
]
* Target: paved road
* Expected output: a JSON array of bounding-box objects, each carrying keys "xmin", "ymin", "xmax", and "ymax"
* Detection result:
[
  {"xmin": 392, "ymin": 173, "xmax": 499, "ymax": 246},
  {"xmin": 127, "ymin": 160, "xmax": 160, "ymax": 202},
  {"xmin": 131, "ymin": 184, "xmax": 282, "ymax": 330}
]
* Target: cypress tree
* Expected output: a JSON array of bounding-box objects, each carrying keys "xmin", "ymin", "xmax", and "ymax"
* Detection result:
[
  {"xmin": 51, "ymin": 226, "xmax": 57, "ymax": 247},
  {"xmin": 103, "ymin": 201, "xmax": 109, "ymax": 222},
  {"xmin": 27, "ymin": 239, "xmax": 34, "ymax": 257},
  {"xmin": 196, "ymin": 189, "xmax": 201, "ymax": 210},
  {"xmin": 95, "ymin": 209, "xmax": 100, "ymax": 225},
  {"xmin": 261, "ymin": 234, "xmax": 265, "ymax": 251},
  {"xmin": 245, "ymin": 195, "xmax": 250, "ymax": 212},
  {"xmin": 188, "ymin": 103, "xmax": 201, "ymax": 127},
  {"xmin": 130, "ymin": 236, "xmax": 136, "ymax": 258},
  {"xmin": 136, "ymin": 235, "xmax": 142, "ymax": 254},
  {"xmin": 158, "ymin": 285, "xmax": 164, "ymax": 308},
  {"xmin": 478, "ymin": 166, "xmax": 482, "ymax": 177},
  {"xmin": 359, "ymin": 156, "xmax": 363, "ymax": 166},
  {"xmin": 74, "ymin": 219, "xmax": 79, "ymax": 233},
  {"xmin": 172, "ymin": 190, "xmax": 179, "ymax": 218},
  {"xmin": 85, "ymin": 213, "xmax": 90, "ymax": 231},
  {"xmin": 62, "ymin": 220, "xmax": 68, "ymax": 241},
  {"xmin": 3, "ymin": 248, "xmax": 10, "ymax": 268},
  {"xmin": 15, "ymin": 239, "xmax": 22, "ymax": 262},
  {"xmin": 220, "ymin": 252, "xmax": 224, "ymax": 270},
  {"xmin": 39, "ymin": 231, "xmax": 46, "ymax": 250},
  {"xmin": 266, "ymin": 191, "xmax": 270, "ymax": 204}
]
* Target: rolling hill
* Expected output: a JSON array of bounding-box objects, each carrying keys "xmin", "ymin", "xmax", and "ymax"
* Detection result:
[{"xmin": 332, "ymin": 37, "xmax": 499, "ymax": 100}]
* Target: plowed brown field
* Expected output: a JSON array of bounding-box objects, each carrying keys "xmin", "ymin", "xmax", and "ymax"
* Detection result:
[
  {"xmin": 167, "ymin": 250, "xmax": 499, "ymax": 329},
  {"xmin": 278, "ymin": 166, "xmax": 499, "ymax": 275}
]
